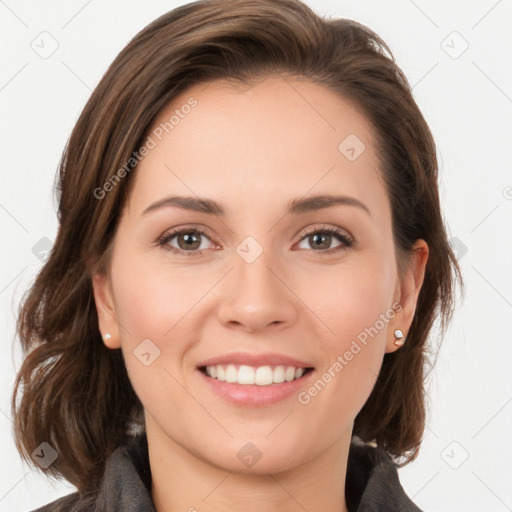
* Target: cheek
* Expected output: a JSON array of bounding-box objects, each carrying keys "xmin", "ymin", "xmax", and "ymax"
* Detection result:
[
  {"xmin": 111, "ymin": 252, "xmax": 204, "ymax": 340},
  {"xmin": 303, "ymin": 253, "xmax": 397, "ymax": 404},
  {"xmin": 306, "ymin": 250, "xmax": 397, "ymax": 345},
  {"xmin": 109, "ymin": 253, "xmax": 199, "ymax": 392}
]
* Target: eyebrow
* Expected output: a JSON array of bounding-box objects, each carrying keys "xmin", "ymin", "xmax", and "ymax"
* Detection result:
[{"xmin": 141, "ymin": 194, "xmax": 371, "ymax": 217}]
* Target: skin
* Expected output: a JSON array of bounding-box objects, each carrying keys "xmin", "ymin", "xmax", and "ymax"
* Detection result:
[{"xmin": 92, "ymin": 76, "xmax": 428, "ymax": 512}]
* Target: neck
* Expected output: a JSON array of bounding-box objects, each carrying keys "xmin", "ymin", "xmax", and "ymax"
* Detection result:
[{"xmin": 146, "ymin": 415, "xmax": 351, "ymax": 512}]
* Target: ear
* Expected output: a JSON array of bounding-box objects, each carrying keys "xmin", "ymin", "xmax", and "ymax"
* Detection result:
[
  {"xmin": 386, "ymin": 239, "xmax": 429, "ymax": 353},
  {"xmin": 91, "ymin": 272, "xmax": 122, "ymax": 349}
]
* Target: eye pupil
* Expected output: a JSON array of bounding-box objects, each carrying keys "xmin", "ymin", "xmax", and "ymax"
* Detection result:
[
  {"xmin": 179, "ymin": 232, "xmax": 201, "ymax": 250},
  {"xmin": 310, "ymin": 233, "xmax": 330, "ymax": 249}
]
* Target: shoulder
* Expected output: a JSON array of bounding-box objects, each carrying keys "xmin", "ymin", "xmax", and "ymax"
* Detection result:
[
  {"xmin": 346, "ymin": 438, "xmax": 423, "ymax": 511},
  {"xmin": 28, "ymin": 432, "xmax": 153, "ymax": 512}
]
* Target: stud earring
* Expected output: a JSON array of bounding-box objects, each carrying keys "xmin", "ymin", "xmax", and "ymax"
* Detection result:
[
  {"xmin": 103, "ymin": 333, "xmax": 112, "ymax": 341},
  {"xmin": 394, "ymin": 329, "xmax": 404, "ymax": 346}
]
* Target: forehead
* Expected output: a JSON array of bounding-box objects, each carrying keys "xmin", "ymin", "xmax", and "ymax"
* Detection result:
[{"xmin": 127, "ymin": 76, "xmax": 386, "ymax": 218}]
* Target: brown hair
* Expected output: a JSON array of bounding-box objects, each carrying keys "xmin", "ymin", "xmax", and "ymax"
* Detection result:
[{"xmin": 12, "ymin": 0, "xmax": 462, "ymax": 494}]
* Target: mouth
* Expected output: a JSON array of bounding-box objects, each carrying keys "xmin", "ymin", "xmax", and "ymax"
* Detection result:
[{"xmin": 198, "ymin": 364, "xmax": 315, "ymax": 386}]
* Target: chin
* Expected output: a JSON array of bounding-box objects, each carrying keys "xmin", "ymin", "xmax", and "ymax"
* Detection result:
[{"xmin": 200, "ymin": 436, "xmax": 310, "ymax": 475}]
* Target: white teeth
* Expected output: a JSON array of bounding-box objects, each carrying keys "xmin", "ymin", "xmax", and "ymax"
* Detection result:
[
  {"xmin": 273, "ymin": 365, "xmax": 285, "ymax": 383},
  {"xmin": 255, "ymin": 366, "xmax": 273, "ymax": 386},
  {"xmin": 238, "ymin": 365, "xmax": 255, "ymax": 384},
  {"xmin": 203, "ymin": 364, "xmax": 309, "ymax": 385},
  {"xmin": 295, "ymin": 368, "xmax": 305, "ymax": 379},
  {"xmin": 285, "ymin": 366, "xmax": 296, "ymax": 382},
  {"xmin": 225, "ymin": 364, "xmax": 238, "ymax": 383}
]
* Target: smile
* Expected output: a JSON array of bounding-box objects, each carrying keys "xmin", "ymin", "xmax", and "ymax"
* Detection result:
[{"xmin": 200, "ymin": 364, "xmax": 314, "ymax": 386}]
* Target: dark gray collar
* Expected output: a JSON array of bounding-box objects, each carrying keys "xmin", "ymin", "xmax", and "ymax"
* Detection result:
[{"xmin": 32, "ymin": 433, "xmax": 422, "ymax": 511}]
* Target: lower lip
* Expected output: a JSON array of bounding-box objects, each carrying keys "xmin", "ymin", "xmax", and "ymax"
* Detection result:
[{"xmin": 197, "ymin": 369, "xmax": 315, "ymax": 407}]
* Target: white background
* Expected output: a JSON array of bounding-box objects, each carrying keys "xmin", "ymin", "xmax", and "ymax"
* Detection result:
[{"xmin": 1, "ymin": 0, "xmax": 511, "ymax": 511}]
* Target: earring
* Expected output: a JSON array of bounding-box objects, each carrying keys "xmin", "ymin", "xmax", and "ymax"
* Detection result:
[
  {"xmin": 394, "ymin": 329, "xmax": 404, "ymax": 346},
  {"xmin": 103, "ymin": 333, "xmax": 112, "ymax": 341}
]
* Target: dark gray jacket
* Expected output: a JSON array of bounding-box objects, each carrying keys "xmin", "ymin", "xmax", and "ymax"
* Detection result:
[{"xmin": 31, "ymin": 434, "xmax": 422, "ymax": 511}]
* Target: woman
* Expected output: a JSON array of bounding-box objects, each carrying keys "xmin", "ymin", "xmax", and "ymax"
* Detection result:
[{"xmin": 12, "ymin": 0, "xmax": 462, "ymax": 510}]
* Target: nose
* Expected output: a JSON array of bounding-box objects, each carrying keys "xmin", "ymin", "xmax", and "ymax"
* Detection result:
[{"xmin": 215, "ymin": 245, "xmax": 299, "ymax": 333}]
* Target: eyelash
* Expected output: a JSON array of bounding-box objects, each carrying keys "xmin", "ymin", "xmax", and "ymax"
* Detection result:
[{"xmin": 155, "ymin": 224, "xmax": 354, "ymax": 257}]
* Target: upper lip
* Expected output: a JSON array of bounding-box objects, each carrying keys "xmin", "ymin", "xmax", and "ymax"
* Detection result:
[{"xmin": 197, "ymin": 351, "xmax": 314, "ymax": 369}]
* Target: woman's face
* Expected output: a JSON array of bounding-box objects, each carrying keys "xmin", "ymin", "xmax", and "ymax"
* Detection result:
[{"xmin": 93, "ymin": 76, "xmax": 427, "ymax": 473}]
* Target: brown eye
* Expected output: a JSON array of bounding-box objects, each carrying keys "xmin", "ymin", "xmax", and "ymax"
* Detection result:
[
  {"xmin": 157, "ymin": 227, "xmax": 213, "ymax": 256},
  {"xmin": 296, "ymin": 226, "xmax": 353, "ymax": 255},
  {"xmin": 175, "ymin": 231, "xmax": 203, "ymax": 251},
  {"xmin": 306, "ymin": 232, "xmax": 337, "ymax": 250}
]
